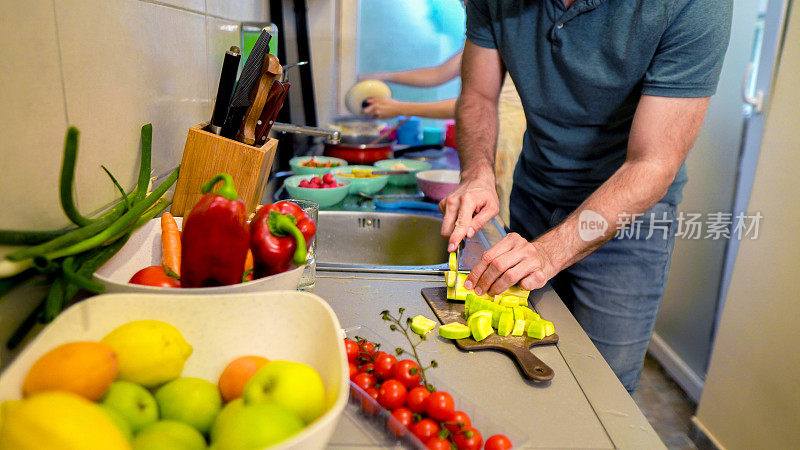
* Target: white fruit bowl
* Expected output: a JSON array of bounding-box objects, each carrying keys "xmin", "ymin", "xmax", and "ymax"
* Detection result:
[
  {"xmin": 0, "ymin": 291, "xmax": 349, "ymax": 450},
  {"xmin": 93, "ymin": 217, "xmax": 305, "ymax": 294}
]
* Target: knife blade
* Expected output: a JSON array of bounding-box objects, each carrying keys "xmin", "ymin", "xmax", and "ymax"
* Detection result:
[
  {"xmin": 209, "ymin": 46, "xmax": 241, "ymax": 134},
  {"xmin": 236, "ymin": 53, "xmax": 281, "ymax": 145},
  {"xmin": 456, "ymin": 239, "xmax": 465, "ymax": 272},
  {"xmin": 220, "ymin": 29, "xmax": 271, "ymax": 138}
]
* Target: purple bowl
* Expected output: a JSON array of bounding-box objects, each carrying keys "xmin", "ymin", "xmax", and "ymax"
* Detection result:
[{"xmin": 416, "ymin": 169, "xmax": 460, "ymax": 202}]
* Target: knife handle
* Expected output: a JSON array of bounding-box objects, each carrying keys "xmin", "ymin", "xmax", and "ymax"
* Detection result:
[
  {"xmin": 210, "ymin": 48, "xmax": 240, "ymax": 134},
  {"xmin": 237, "ymin": 54, "xmax": 280, "ymax": 145}
]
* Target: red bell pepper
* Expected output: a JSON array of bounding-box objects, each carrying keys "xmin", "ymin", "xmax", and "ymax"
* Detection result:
[
  {"xmin": 250, "ymin": 201, "xmax": 316, "ymax": 278},
  {"xmin": 180, "ymin": 173, "xmax": 250, "ymax": 287}
]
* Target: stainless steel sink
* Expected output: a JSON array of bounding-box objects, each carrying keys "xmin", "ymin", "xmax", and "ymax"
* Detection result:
[{"xmin": 314, "ymin": 211, "xmax": 506, "ymax": 273}]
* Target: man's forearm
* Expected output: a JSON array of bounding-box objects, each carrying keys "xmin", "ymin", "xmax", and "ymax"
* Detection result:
[
  {"xmin": 535, "ymin": 159, "xmax": 676, "ymax": 273},
  {"xmin": 455, "ymin": 92, "xmax": 499, "ymax": 182}
]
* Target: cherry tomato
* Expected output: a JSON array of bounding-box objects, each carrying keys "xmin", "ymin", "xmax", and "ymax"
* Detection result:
[
  {"xmin": 425, "ymin": 437, "xmax": 452, "ymax": 450},
  {"xmin": 352, "ymin": 372, "xmax": 376, "ymax": 391},
  {"xmin": 388, "ymin": 406, "xmax": 413, "ymax": 437},
  {"xmin": 484, "ymin": 434, "xmax": 513, "ymax": 450},
  {"xmin": 377, "ymin": 379, "xmax": 408, "ymax": 410},
  {"xmin": 373, "ymin": 352, "xmax": 398, "ymax": 380},
  {"xmin": 128, "ymin": 266, "xmax": 180, "ymax": 288},
  {"xmin": 357, "ymin": 340, "xmax": 378, "ymax": 362},
  {"xmin": 424, "ymin": 391, "xmax": 455, "ymax": 422},
  {"xmin": 348, "ymin": 362, "xmax": 359, "ymax": 380},
  {"xmin": 344, "ymin": 339, "xmax": 359, "ymax": 363},
  {"xmin": 405, "ymin": 385, "xmax": 431, "ymax": 414},
  {"xmin": 410, "ymin": 418, "xmax": 440, "ymax": 442},
  {"xmin": 391, "ymin": 359, "xmax": 422, "ymax": 388},
  {"xmin": 359, "ymin": 362, "xmax": 375, "ymax": 376},
  {"xmin": 452, "ymin": 427, "xmax": 483, "ymax": 450},
  {"xmin": 360, "ymin": 386, "xmax": 380, "ymax": 416},
  {"xmin": 444, "ymin": 410, "xmax": 472, "ymax": 433}
]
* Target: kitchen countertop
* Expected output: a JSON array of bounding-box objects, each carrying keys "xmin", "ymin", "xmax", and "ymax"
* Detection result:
[{"xmin": 314, "ymin": 272, "xmax": 664, "ymax": 449}]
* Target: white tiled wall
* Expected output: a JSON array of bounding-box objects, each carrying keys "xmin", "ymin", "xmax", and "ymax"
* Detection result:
[{"xmin": 0, "ymin": 0, "xmax": 266, "ymax": 364}]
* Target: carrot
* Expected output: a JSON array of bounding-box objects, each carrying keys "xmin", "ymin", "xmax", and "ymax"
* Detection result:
[
  {"xmin": 243, "ymin": 249, "xmax": 254, "ymax": 282},
  {"xmin": 160, "ymin": 212, "xmax": 181, "ymax": 277}
]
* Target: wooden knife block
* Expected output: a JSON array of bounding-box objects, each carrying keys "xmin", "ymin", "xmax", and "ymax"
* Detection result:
[{"xmin": 170, "ymin": 123, "xmax": 277, "ymax": 217}]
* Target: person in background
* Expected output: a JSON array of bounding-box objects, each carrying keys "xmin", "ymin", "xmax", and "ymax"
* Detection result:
[
  {"xmin": 441, "ymin": 0, "xmax": 732, "ymax": 393},
  {"xmin": 358, "ymin": 50, "xmax": 526, "ymax": 224}
]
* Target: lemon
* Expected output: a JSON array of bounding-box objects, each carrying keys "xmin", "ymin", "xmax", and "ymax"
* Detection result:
[
  {"xmin": 101, "ymin": 320, "xmax": 193, "ymax": 388},
  {"xmin": 0, "ymin": 391, "xmax": 130, "ymax": 450}
]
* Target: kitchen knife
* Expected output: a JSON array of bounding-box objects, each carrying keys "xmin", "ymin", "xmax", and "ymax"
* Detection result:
[
  {"xmin": 209, "ymin": 46, "xmax": 241, "ymax": 135},
  {"xmin": 236, "ymin": 53, "xmax": 282, "ymax": 145},
  {"xmin": 255, "ymin": 81, "xmax": 290, "ymax": 144},
  {"xmin": 374, "ymin": 199, "xmax": 441, "ymax": 212},
  {"xmin": 254, "ymin": 80, "xmax": 285, "ymax": 145},
  {"xmin": 221, "ymin": 29, "xmax": 271, "ymax": 138},
  {"xmin": 456, "ymin": 239, "xmax": 465, "ymax": 272}
]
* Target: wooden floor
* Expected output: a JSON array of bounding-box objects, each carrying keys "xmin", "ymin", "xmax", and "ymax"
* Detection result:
[{"xmin": 632, "ymin": 354, "xmax": 706, "ymax": 449}]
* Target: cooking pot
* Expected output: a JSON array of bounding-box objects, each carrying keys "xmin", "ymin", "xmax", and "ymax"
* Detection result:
[{"xmin": 324, "ymin": 116, "xmax": 393, "ymax": 164}]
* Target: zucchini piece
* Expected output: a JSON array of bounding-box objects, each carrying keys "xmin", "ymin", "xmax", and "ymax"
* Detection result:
[
  {"xmin": 448, "ymin": 252, "xmax": 458, "ymax": 271},
  {"xmin": 511, "ymin": 306, "xmax": 526, "ymax": 336},
  {"xmin": 497, "ymin": 310, "xmax": 514, "ymax": 336},
  {"xmin": 438, "ymin": 322, "xmax": 471, "ymax": 340},
  {"xmin": 470, "ymin": 316, "xmax": 494, "ymax": 342},
  {"xmin": 466, "ymin": 310, "xmax": 492, "ymax": 329},
  {"xmin": 490, "ymin": 304, "xmax": 505, "ymax": 329},
  {"xmin": 410, "ymin": 315, "xmax": 436, "ymax": 336},
  {"xmin": 527, "ymin": 320, "xmax": 546, "ymax": 339},
  {"xmin": 541, "ymin": 319, "xmax": 555, "ymax": 337},
  {"xmin": 447, "ymin": 286, "xmax": 456, "ymax": 300},
  {"xmin": 521, "ymin": 306, "xmax": 540, "ymax": 322},
  {"xmin": 445, "ymin": 270, "xmax": 457, "ymax": 287},
  {"xmin": 499, "ymin": 296, "xmax": 519, "ymax": 307}
]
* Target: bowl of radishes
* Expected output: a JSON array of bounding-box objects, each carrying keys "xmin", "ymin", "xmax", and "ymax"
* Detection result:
[{"xmin": 284, "ymin": 173, "xmax": 351, "ymax": 207}]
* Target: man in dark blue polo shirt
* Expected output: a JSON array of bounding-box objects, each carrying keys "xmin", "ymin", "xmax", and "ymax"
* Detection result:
[{"xmin": 440, "ymin": 0, "xmax": 732, "ymax": 392}]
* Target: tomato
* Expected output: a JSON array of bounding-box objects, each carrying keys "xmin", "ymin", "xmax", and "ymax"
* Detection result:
[
  {"xmin": 352, "ymin": 372, "xmax": 377, "ymax": 391},
  {"xmin": 360, "ymin": 386, "xmax": 381, "ymax": 416},
  {"xmin": 425, "ymin": 437, "xmax": 452, "ymax": 450},
  {"xmin": 391, "ymin": 359, "xmax": 422, "ymax": 388},
  {"xmin": 377, "ymin": 379, "xmax": 407, "ymax": 410},
  {"xmin": 444, "ymin": 410, "xmax": 472, "ymax": 433},
  {"xmin": 373, "ymin": 352, "xmax": 397, "ymax": 380},
  {"xmin": 410, "ymin": 418, "xmax": 440, "ymax": 442},
  {"xmin": 405, "ymin": 385, "xmax": 431, "ymax": 414},
  {"xmin": 348, "ymin": 362, "xmax": 359, "ymax": 380},
  {"xmin": 359, "ymin": 362, "xmax": 375, "ymax": 376},
  {"xmin": 388, "ymin": 406, "xmax": 413, "ymax": 437},
  {"xmin": 452, "ymin": 427, "xmax": 483, "ymax": 450},
  {"xmin": 357, "ymin": 339, "xmax": 377, "ymax": 362},
  {"xmin": 128, "ymin": 266, "xmax": 180, "ymax": 288},
  {"xmin": 484, "ymin": 434, "xmax": 513, "ymax": 450},
  {"xmin": 424, "ymin": 391, "xmax": 455, "ymax": 422},
  {"xmin": 344, "ymin": 339, "xmax": 359, "ymax": 363}
]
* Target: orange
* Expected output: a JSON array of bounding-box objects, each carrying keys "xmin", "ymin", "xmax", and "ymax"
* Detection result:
[
  {"xmin": 218, "ymin": 356, "xmax": 269, "ymax": 403},
  {"xmin": 22, "ymin": 342, "xmax": 118, "ymax": 401}
]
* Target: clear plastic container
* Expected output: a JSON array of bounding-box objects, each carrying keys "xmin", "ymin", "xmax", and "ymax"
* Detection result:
[{"xmin": 344, "ymin": 325, "xmax": 530, "ymax": 449}]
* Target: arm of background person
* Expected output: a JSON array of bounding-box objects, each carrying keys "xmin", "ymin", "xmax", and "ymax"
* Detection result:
[
  {"xmin": 439, "ymin": 39, "xmax": 506, "ymax": 252},
  {"xmin": 465, "ymin": 95, "xmax": 710, "ymax": 295},
  {"xmin": 358, "ymin": 50, "xmax": 463, "ymax": 87},
  {"xmin": 362, "ymin": 98, "xmax": 456, "ymax": 119}
]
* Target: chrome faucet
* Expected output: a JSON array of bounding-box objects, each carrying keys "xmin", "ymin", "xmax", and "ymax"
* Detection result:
[{"xmin": 271, "ymin": 122, "xmax": 341, "ymax": 144}]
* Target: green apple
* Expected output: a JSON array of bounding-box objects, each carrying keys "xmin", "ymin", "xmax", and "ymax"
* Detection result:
[
  {"xmin": 132, "ymin": 420, "xmax": 207, "ymax": 450},
  {"xmin": 155, "ymin": 377, "xmax": 222, "ymax": 435},
  {"xmin": 99, "ymin": 404, "xmax": 133, "ymax": 441},
  {"xmin": 243, "ymin": 360, "xmax": 326, "ymax": 424},
  {"xmin": 101, "ymin": 380, "xmax": 159, "ymax": 433},
  {"xmin": 209, "ymin": 398, "xmax": 244, "ymax": 442},
  {"xmin": 210, "ymin": 402, "xmax": 303, "ymax": 449}
]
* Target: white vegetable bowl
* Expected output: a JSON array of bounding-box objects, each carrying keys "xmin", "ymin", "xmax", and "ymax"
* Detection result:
[
  {"xmin": 94, "ymin": 217, "xmax": 304, "ymax": 294},
  {"xmin": 0, "ymin": 291, "xmax": 349, "ymax": 450}
]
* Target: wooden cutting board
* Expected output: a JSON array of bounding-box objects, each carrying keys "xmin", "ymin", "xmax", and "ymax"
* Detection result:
[{"xmin": 421, "ymin": 286, "xmax": 558, "ymax": 382}]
